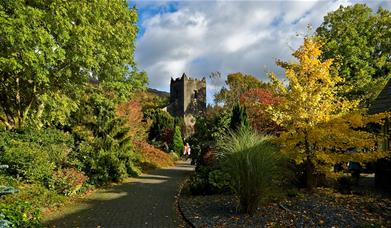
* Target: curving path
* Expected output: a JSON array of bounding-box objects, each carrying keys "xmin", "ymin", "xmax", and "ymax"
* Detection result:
[{"xmin": 43, "ymin": 161, "xmax": 194, "ymax": 228}]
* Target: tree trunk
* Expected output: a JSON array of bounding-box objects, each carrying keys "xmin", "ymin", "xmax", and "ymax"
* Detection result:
[
  {"xmin": 16, "ymin": 77, "xmax": 22, "ymax": 128},
  {"xmin": 305, "ymin": 158, "xmax": 315, "ymax": 190},
  {"xmin": 304, "ymin": 130, "xmax": 315, "ymax": 190}
]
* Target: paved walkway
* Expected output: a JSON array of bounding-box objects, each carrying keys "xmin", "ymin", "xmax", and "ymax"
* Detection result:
[{"xmin": 43, "ymin": 161, "xmax": 194, "ymax": 228}]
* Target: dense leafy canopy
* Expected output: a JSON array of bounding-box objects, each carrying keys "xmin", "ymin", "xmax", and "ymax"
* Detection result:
[
  {"xmin": 214, "ymin": 72, "xmax": 269, "ymax": 109},
  {"xmin": 268, "ymin": 37, "xmax": 387, "ymax": 189},
  {"xmin": 0, "ymin": 0, "xmax": 146, "ymax": 128},
  {"xmin": 316, "ymin": 4, "xmax": 391, "ymax": 103},
  {"xmin": 239, "ymin": 88, "xmax": 281, "ymax": 134}
]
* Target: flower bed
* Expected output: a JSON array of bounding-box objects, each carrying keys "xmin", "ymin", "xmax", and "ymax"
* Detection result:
[{"xmin": 179, "ymin": 188, "xmax": 391, "ymax": 227}]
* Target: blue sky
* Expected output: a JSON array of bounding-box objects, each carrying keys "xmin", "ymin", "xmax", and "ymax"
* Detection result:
[
  {"xmin": 135, "ymin": 2, "xmax": 179, "ymax": 38},
  {"xmin": 129, "ymin": 0, "xmax": 391, "ymax": 103}
]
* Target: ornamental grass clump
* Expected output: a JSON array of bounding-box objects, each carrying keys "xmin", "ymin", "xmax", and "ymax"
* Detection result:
[{"xmin": 217, "ymin": 128, "xmax": 282, "ymax": 215}]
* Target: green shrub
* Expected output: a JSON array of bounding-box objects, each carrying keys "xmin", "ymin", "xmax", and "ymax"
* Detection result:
[
  {"xmin": 0, "ymin": 200, "xmax": 41, "ymax": 227},
  {"xmin": 208, "ymin": 169, "xmax": 231, "ymax": 191},
  {"xmin": 183, "ymin": 166, "xmax": 221, "ymax": 195},
  {"xmin": 183, "ymin": 174, "xmax": 210, "ymax": 195},
  {"xmin": 1, "ymin": 181, "xmax": 65, "ymax": 210},
  {"xmin": 169, "ymin": 151, "xmax": 180, "ymax": 161},
  {"xmin": 217, "ymin": 128, "xmax": 283, "ymax": 215},
  {"xmin": 71, "ymin": 117, "xmax": 141, "ymax": 185},
  {"xmin": 230, "ymin": 103, "xmax": 249, "ymax": 131},
  {"xmin": 0, "ymin": 128, "xmax": 73, "ymax": 184},
  {"xmin": 0, "ymin": 143, "xmax": 55, "ymax": 184},
  {"xmin": 171, "ymin": 126, "xmax": 184, "ymax": 156},
  {"xmin": 147, "ymin": 109, "xmax": 175, "ymax": 142},
  {"xmin": 75, "ymin": 147, "xmax": 128, "ymax": 185},
  {"xmin": 97, "ymin": 150, "xmax": 128, "ymax": 183}
]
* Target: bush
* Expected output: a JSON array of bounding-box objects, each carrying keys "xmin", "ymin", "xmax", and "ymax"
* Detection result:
[
  {"xmin": 0, "ymin": 200, "xmax": 41, "ymax": 227},
  {"xmin": 71, "ymin": 117, "xmax": 142, "ymax": 185},
  {"xmin": 183, "ymin": 174, "xmax": 210, "ymax": 195},
  {"xmin": 147, "ymin": 109, "xmax": 175, "ymax": 142},
  {"xmin": 0, "ymin": 143, "xmax": 55, "ymax": 184},
  {"xmin": 208, "ymin": 169, "xmax": 231, "ymax": 191},
  {"xmin": 171, "ymin": 126, "xmax": 184, "ymax": 156},
  {"xmin": 1, "ymin": 181, "xmax": 65, "ymax": 211},
  {"xmin": 73, "ymin": 146, "xmax": 141, "ymax": 185},
  {"xmin": 169, "ymin": 151, "xmax": 179, "ymax": 161},
  {"xmin": 51, "ymin": 168, "xmax": 88, "ymax": 196},
  {"xmin": 183, "ymin": 166, "xmax": 218, "ymax": 195},
  {"xmin": 0, "ymin": 128, "xmax": 73, "ymax": 184},
  {"xmin": 230, "ymin": 103, "xmax": 249, "ymax": 131},
  {"xmin": 217, "ymin": 128, "xmax": 283, "ymax": 215},
  {"xmin": 134, "ymin": 141, "xmax": 174, "ymax": 169}
]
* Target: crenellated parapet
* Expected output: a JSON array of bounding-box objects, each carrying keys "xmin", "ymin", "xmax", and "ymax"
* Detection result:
[{"xmin": 167, "ymin": 73, "xmax": 206, "ymax": 137}]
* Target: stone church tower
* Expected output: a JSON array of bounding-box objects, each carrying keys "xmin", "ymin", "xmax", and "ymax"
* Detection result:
[{"xmin": 167, "ymin": 73, "xmax": 206, "ymax": 137}]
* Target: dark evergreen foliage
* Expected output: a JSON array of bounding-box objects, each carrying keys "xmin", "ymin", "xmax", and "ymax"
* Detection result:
[
  {"xmin": 230, "ymin": 103, "xmax": 249, "ymax": 131},
  {"xmin": 171, "ymin": 126, "xmax": 184, "ymax": 156},
  {"xmin": 147, "ymin": 109, "xmax": 175, "ymax": 142}
]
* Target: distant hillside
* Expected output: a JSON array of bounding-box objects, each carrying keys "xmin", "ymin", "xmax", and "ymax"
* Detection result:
[{"xmin": 147, "ymin": 88, "xmax": 170, "ymax": 98}]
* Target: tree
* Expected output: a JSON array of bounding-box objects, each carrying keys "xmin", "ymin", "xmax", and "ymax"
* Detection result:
[
  {"xmin": 70, "ymin": 86, "xmax": 141, "ymax": 184},
  {"xmin": 214, "ymin": 72, "xmax": 269, "ymax": 109},
  {"xmin": 240, "ymin": 88, "xmax": 282, "ymax": 134},
  {"xmin": 316, "ymin": 4, "xmax": 391, "ymax": 103},
  {"xmin": 268, "ymin": 37, "xmax": 387, "ymax": 189},
  {"xmin": 0, "ymin": 0, "xmax": 145, "ymax": 128},
  {"xmin": 230, "ymin": 103, "xmax": 249, "ymax": 131},
  {"xmin": 172, "ymin": 126, "xmax": 184, "ymax": 156}
]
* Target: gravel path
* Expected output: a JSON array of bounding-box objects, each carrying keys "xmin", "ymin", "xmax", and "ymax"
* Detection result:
[
  {"xmin": 43, "ymin": 161, "xmax": 194, "ymax": 228},
  {"xmin": 179, "ymin": 188, "xmax": 391, "ymax": 227}
]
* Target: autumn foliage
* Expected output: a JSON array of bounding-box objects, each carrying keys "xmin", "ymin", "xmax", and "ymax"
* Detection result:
[
  {"xmin": 268, "ymin": 37, "xmax": 388, "ymax": 189},
  {"xmin": 117, "ymin": 100, "xmax": 146, "ymax": 140},
  {"xmin": 133, "ymin": 141, "xmax": 174, "ymax": 168},
  {"xmin": 240, "ymin": 88, "xmax": 282, "ymax": 134}
]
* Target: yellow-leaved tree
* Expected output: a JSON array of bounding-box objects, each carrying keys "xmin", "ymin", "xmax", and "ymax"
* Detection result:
[{"xmin": 268, "ymin": 36, "xmax": 388, "ymax": 189}]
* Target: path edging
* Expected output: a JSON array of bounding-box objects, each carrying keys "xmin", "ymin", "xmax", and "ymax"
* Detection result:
[{"xmin": 176, "ymin": 176, "xmax": 196, "ymax": 228}]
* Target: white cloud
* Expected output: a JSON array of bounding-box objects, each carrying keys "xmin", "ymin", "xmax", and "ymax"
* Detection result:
[{"xmin": 133, "ymin": 0, "xmax": 391, "ymax": 103}]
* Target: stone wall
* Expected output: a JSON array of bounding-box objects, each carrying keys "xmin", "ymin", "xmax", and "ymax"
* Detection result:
[{"xmin": 167, "ymin": 73, "xmax": 206, "ymax": 137}]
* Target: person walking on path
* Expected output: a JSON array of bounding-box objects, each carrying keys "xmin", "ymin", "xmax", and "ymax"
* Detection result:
[{"xmin": 183, "ymin": 143, "xmax": 191, "ymax": 161}]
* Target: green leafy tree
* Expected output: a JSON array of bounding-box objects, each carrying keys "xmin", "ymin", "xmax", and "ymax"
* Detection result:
[
  {"xmin": 316, "ymin": 4, "xmax": 391, "ymax": 103},
  {"xmin": 0, "ymin": 0, "xmax": 145, "ymax": 128},
  {"xmin": 230, "ymin": 103, "xmax": 249, "ymax": 131},
  {"xmin": 172, "ymin": 126, "xmax": 184, "ymax": 156},
  {"xmin": 214, "ymin": 72, "xmax": 269, "ymax": 109}
]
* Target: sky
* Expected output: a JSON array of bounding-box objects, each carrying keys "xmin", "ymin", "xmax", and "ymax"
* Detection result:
[{"xmin": 129, "ymin": 0, "xmax": 391, "ymax": 103}]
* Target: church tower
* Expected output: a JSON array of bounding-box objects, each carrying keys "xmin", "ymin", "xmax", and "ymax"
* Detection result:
[{"xmin": 167, "ymin": 73, "xmax": 206, "ymax": 137}]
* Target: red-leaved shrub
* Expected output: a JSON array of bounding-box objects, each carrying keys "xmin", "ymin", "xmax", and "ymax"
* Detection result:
[
  {"xmin": 134, "ymin": 141, "xmax": 174, "ymax": 169},
  {"xmin": 52, "ymin": 168, "xmax": 88, "ymax": 196},
  {"xmin": 240, "ymin": 88, "xmax": 283, "ymax": 134}
]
